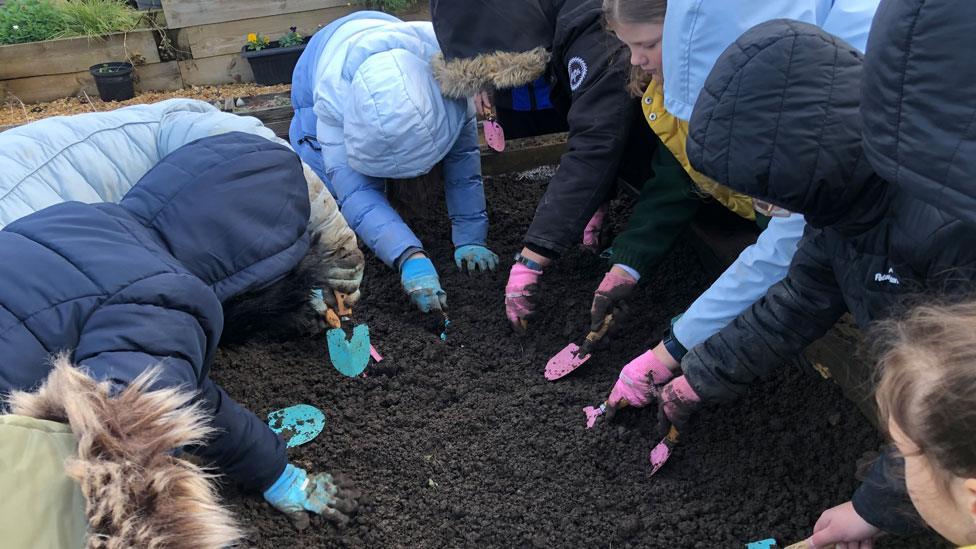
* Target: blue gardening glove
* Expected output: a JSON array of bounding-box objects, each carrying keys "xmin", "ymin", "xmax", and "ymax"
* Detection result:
[
  {"xmin": 454, "ymin": 245, "xmax": 499, "ymax": 273},
  {"xmin": 263, "ymin": 464, "xmax": 359, "ymax": 530},
  {"xmin": 400, "ymin": 256, "xmax": 448, "ymax": 313}
]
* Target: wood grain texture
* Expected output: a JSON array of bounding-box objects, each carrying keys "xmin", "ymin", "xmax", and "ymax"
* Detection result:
[
  {"xmin": 179, "ymin": 6, "xmax": 357, "ymax": 58},
  {"xmin": 178, "ymin": 53, "xmax": 254, "ymax": 86},
  {"xmin": 0, "ymin": 30, "xmax": 160, "ymax": 80},
  {"xmin": 132, "ymin": 60, "xmax": 184, "ymax": 91},
  {"xmin": 161, "ymin": 0, "xmax": 353, "ymax": 28},
  {"xmin": 1, "ymin": 60, "xmax": 182, "ymax": 104}
]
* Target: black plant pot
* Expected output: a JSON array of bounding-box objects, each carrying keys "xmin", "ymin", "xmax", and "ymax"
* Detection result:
[
  {"xmin": 134, "ymin": 0, "xmax": 162, "ymax": 9},
  {"xmin": 241, "ymin": 40, "xmax": 309, "ymax": 85},
  {"xmin": 89, "ymin": 62, "xmax": 135, "ymax": 102}
]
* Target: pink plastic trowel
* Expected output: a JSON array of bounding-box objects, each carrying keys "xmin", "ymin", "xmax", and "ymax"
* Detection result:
[
  {"xmin": 544, "ymin": 314, "xmax": 613, "ymax": 380},
  {"xmin": 582, "ymin": 402, "xmax": 678, "ymax": 477},
  {"xmin": 648, "ymin": 425, "xmax": 680, "ymax": 476},
  {"xmin": 583, "ymin": 402, "xmax": 608, "ymax": 429},
  {"xmin": 483, "ymin": 106, "xmax": 506, "ymax": 152}
]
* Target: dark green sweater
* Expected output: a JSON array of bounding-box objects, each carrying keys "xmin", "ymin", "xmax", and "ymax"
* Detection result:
[{"xmin": 609, "ymin": 137, "xmax": 700, "ymax": 275}]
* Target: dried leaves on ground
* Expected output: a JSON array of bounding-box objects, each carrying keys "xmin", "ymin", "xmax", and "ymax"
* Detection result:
[{"xmin": 1, "ymin": 83, "xmax": 292, "ymax": 127}]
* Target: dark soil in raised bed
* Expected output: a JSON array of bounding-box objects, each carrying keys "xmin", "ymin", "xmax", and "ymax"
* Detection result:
[{"xmin": 211, "ymin": 169, "xmax": 944, "ymax": 548}]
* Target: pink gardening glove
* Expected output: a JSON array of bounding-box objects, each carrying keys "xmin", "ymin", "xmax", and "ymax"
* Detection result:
[
  {"xmin": 590, "ymin": 269, "xmax": 637, "ymax": 330},
  {"xmin": 607, "ymin": 350, "xmax": 677, "ymax": 408},
  {"xmin": 657, "ymin": 375, "xmax": 701, "ymax": 431},
  {"xmin": 581, "ymin": 203, "xmax": 610, "ymax": 252},
  {"xmin": 505, "ymin": 262, "xmax": 542, "ymax": 333}
]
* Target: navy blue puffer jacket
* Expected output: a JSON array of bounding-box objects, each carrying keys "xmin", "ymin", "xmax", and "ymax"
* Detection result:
[{"xmin": 0, "ymin": 132, "xmax": 310, "ymax": 493}]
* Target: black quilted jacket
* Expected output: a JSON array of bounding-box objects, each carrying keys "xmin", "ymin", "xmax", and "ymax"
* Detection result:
[{"xmin": 685, "ymin": 12, "xmax": 976, "ymax": 534}]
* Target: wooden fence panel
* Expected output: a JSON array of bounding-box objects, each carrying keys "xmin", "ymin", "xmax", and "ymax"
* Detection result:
[
  {"xmin": 161, "ymin": 0, "xmax": 352, "ymax": 28},
  {"xmin": 180, "ymin": 6, "xmax": 357, "ymax": 59}
]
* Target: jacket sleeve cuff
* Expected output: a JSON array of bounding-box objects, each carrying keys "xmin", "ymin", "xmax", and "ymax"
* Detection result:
[
  {"xmin": 524, "ymin": 241, "xmax": 559, "ymax": 260},
  {"xmin": 851, "ymin": 449, "xmax": 927, "ymax": 536},
  {"xmin": 609, "ymin": 246, "xmax": 656, "ymax": 277}
]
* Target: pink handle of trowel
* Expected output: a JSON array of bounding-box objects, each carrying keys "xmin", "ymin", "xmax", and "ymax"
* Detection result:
[{"xmin": 369, "ymin": 345, "xmax": 383, "ymax": 363}]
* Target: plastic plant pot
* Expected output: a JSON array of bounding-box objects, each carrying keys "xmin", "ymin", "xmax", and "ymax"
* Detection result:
[
  {"xmin": 134, "ymin": 0, "xmax": 162, "ymax": 9},
  {"xmin": 89, "ymin": 62, "xmax": 135, "ymax": 102},
  {"xmin": 241, "ymin": 39, "xmax": 309, "ymax": 85}
]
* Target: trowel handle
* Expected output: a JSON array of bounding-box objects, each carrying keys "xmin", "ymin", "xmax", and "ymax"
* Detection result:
[
  {"xmin": 325, "ymin": 308, "xmax": 342, "ymax": 330},
  {"xmin": 582, "ymin": 314, "xmax": 614, "ymax": 350},
  {"xmin": 333, "ymin": 290, "xmax": 352, "ymax": 317},
  {"xmin": 665, "ymin": 425, "xmax": 679, "ymax": 444}
]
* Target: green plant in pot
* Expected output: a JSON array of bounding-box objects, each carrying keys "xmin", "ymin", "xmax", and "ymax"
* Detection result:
[
  {"xmin": 88, "ymin": 61, "xmax": 134, "ymax": 101},
  {"xmin": 241, "ymin": 26, "xmax": 309, "ymax": 86}
]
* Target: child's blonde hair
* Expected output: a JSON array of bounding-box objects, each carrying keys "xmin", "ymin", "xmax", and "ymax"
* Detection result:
[
  {"xmin": 602, "ymin": 0, "xmax": 667, "ymax": 97},
  {"xmin": 876, "ymin": 301, "xmax": 976, "ymax": 482}
]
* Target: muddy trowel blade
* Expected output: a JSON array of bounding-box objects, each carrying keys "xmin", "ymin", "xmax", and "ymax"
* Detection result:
[
  {"xmin": 267, "ymin": 404, "xmax": 326, "ymax": 448},
  {"xmin": 544, "ymin": 342, "xmax": 593, "ymax": 381},
  {"xmin": 327, "ymin": 324, "xmax": 371, "ymax": 377}
]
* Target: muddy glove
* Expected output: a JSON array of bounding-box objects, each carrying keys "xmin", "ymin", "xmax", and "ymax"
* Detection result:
[
  {"xmin": 454, "ymin": 245, "xmax": 499, "ymax": 273},
  {"xmin": 655, "ymin": 375, "xmax": 701, "ymax": 434},
  {"xmin": 505, "ymin": 262, "xmax": 542, "ymax": 333},
  {"xmin": 607, "ymin": 350, "xmax": 677, "ymax": 408},
  {"xmin": 590, "ymin": 268, "xmax": 637, "ymax": 331},
  {"xmin": 581, "ymin": 203, "xmax": 611, "ymax": 253},
  {"xmin": 263, "ymin": 464, "xmax": 359, "ymax": 529},
  {"xmin": 400, "ymin": 256, "xmax": 447, "ymax": 313},
  {"xmin": 323, "ymin": 246, "xmax": 365, "ymax": 305}
]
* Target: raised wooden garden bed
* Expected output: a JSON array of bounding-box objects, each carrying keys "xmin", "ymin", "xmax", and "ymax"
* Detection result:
[
  {"xmin": 163, "ymin": 0, "xmax": 358, "ymax": 87},
  {"xmin": 0, "ymin": 30, "xmax": 181, "ymax": 103}
]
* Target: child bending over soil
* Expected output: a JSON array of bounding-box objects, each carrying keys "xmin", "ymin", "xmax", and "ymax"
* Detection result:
[
  {"xmin": 0, "ymin": 133, "xmax": 357, "ymax": 547},
  {"xmin": 596, "ymin": 0, "xmax": 877, "ymax": 427},
  {"xmin": 291, "ymin": 11, "xmax": 497, "ymax": 315}
]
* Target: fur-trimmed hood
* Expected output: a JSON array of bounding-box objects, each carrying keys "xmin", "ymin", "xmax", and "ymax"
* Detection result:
[
  {"xmin": 430, "ymin": 0, "xmax": 558, "ymax": 97},
  {"xmin": 8, "ymin": 356, "xmax": 242, "ymax": 549},
  {"xmin": 431, "ymin": 48, "xmax": 551, "ymax": 99}
]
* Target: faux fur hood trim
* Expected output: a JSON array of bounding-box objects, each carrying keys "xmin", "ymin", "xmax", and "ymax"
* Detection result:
[
  {"xmin": 8, "ymin": 355, "xmax": 243, "ymax": 549},
  {"xmin": 432, "ymin": 47, "xmax": 551, "ymax": 98}
]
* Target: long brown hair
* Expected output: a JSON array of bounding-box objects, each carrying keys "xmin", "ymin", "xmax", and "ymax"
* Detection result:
[
  {"xmin": 875, "ymin": 301, "xmax": 976, "ymax": 481},
  {"xmin": 602, "ymin": 0, "xmax": 668, "ymax": 96}
]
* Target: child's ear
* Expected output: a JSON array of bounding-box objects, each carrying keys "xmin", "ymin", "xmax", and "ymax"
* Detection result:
[{"xmin": 964, "ymin": 478, "xmax": 976, "ymax": 520}]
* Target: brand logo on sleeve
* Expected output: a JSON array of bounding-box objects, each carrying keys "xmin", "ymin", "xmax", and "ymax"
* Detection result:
[
  {"xmin": 568, "ymin": 56, "xmax": 588, "ymax": 91},
  {"xmin": 874, "ymin": 268, "xmax": 901, "ymax": 285}
]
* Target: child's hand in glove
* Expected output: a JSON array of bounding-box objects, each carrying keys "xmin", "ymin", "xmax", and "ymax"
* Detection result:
[{"xmin": 263, "ymin": 464, "xmax": 360, "ymax": 530}]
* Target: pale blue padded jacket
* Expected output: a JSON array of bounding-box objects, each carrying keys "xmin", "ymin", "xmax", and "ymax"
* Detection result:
[
  {"xmin": 663, "ymin": 0, "xmax": 879, "ymax": 353},
  {"xmin": 290, "ymin": 11, "xmax": 488, "ymax": 268}
]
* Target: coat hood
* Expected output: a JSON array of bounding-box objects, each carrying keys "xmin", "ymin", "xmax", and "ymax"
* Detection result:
[
  {"xmin": 8, "ymin": 357, "xmax": 242, "ymax": 549},
  {"xmin": 430, "ymin": 0, "xmax": 557, "ymax": 97},
  {"xmin": 120, "ymin": 132, "xmax": 311, "ymax": 301},
  {"xmin": 861, "ymin": 0, "xmax": 976, "ymax": 226},
  {"xmin": 344, "ymin": 47, "xmax": 468, "ymax": 178},
  {"xmin": 687, "ymin": 19, "xmax": 884, "ymax": 230}
]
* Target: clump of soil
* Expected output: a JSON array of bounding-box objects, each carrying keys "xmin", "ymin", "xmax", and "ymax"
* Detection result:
[{"xmin": 211, "ymin": 171, "xmax": 944, "ymax": 548}]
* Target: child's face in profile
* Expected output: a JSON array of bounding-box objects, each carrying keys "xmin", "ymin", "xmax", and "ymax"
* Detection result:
[
  {"xmin": 612, "ymin": 21, "xmax": 664, "ymax": 81},
  {"xmin": 890, "ymin": 418, "xmax": 976, "ymax": 545}
]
